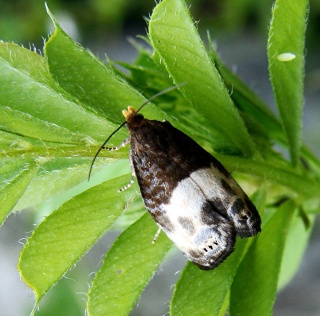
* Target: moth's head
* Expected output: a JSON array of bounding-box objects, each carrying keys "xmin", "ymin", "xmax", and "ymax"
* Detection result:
[
  {"xmin": 89, "ymin": 85, "xmax": 184, "ymax": 180},
  {"xmin": 122, "ymin": 106, "xmax": 145, "ymax": 127}
]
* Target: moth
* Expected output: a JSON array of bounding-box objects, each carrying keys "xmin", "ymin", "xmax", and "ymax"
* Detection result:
[{"xmin": 90, "ymin": 88, "xmax": 261, "ymax": 270}]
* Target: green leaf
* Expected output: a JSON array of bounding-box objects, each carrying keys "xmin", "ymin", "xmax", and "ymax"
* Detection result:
[
  {"xmin": 171, "ymin": 239, "xmax": 248, "ymax": 316},
  {"xmin": 208, "ymin": 39, "xmax": 284, "ymax": 145},
  {"xmin": 230, "ymin": 200, "xmax": 296, "ymax": 316},
  {"xmin": 214, "ymin": 154, "xmax": 320, "ymax": 200},
  {"xmin": 115, "ymin": 38, "xmax": 174, "ymax": 92},
  {"xmin": 170, "ymin": 190, "xmax": 266, "ymax": 316},
  {"xmin": 149, "ymin": 0, "xmax": 257, "ymax": 157},
  {"xmin": 18, "ymin": 174, "xmax": 137, "ymax": 304},
  {"xmin": 0, "ymin": 37, "xmax": 130, "ymax": 212},
  {"xmin": 268, "ymin": 0, "xmax": 308, "ymax": 166},
  {"xmin": 278, "ymin": 211, "xmax": 314, "ymax": 289},
  {"xmin": 35, "ymin": 278, "xmax": 84, "ymax": 316},
  {"xmin": 45, "ymin": 7, "xmax": 166, "ymax": 127},
  {"xmin": 0, "ymin": 43, "xmax": 53, "ymax": 84},
  {"xmin": 0, "ymin": 43, "xmax": 109, "ymax": 144},
  {"xmin": 14, "ymin": 158, "xmax": 127, "ymax": 211},
  {"xmin": 87, "ymin": 212, "xmax": 173, "ymax": 316},
  {"xmin": 0, "ymin": 159, "xmax": 38, "ymax": 224},
  {"xmin": 0, "ymin": 41, "xmax": 123, "ymax": 210}
]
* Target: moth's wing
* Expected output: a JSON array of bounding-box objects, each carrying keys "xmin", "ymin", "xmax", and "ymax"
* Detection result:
[
  {"xmin": 141, "ymin": 120, "xmax": 260, "ymax": 237},
  {"xmin": 131, "ymin": 119, "xmax": 260, "ymax": 238},
  {"xmin": 189, "ymin": 165, "xmax": 261, "ymax": 238},
  {"xmin": 129, "ymin": 120, "xmax": 237, "ymax": 269},
  {"xmin": 159, "ymin": 175, "xmax": 237, "ymax": 270},
  {"xmin": 224, "ymin": 179, "xmax": 261, "ymax": 237}
]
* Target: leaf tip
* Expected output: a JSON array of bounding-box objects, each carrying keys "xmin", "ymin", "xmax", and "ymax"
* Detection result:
[
  {"xmin": 45, "ymin": 2, "xmax": 60, "ymax": 30},
  {"xmin": 45, "ymin": 2, "xmax": 53, "ymax": 22}
]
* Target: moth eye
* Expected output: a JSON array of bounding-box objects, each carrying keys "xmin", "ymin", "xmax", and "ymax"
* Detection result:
[
  {"xmin": 241, "ymin": 214, "xmax": 248, "ymax": 220},
  {"xmin": 134, "ymin": 113, "xmax": 144, "ymax": 121}
]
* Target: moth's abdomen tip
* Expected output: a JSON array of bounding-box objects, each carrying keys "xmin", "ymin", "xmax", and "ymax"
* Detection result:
[{"xmin": 197, "ymin": 245, "xmax": 236, "ymax": 270}]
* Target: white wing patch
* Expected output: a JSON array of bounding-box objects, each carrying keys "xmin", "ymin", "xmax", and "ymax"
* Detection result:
[{"xmin": 160, "ymin": 166, "xmax": 236, "ymax": 269}]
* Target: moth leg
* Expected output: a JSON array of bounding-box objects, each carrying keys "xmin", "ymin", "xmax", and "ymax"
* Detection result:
[
  {"xmin": 103, "ymin": 137, "xmax": 130, "ymax": 151},
  {"xmin": 118, "ymin": 175, "xmax": 135, "ymax": 192},
  {"xmin": 119, "ymin": 146, "xmax": 136, "ymax": 192},
  {"xmin": 152, "ymin": 227, "xmax": 162, "ymax": 244}
]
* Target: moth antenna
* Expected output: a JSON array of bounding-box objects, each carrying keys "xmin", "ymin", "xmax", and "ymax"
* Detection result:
[
  {"xmin": 88, "ymin": 83, "xmax": 186, "ymax": 181},
  {"xmin": 88, "ymin": 121, "xmax": 126, "ymax": 181},
  {"xmin": 135, "ymin": 82, "xmax": 186, "ymax": 114}
]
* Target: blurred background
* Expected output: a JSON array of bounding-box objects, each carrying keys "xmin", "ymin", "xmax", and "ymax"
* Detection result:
[{"xmin": 0, "ymin": 0, "xmax": 319, "ymax": 315}]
